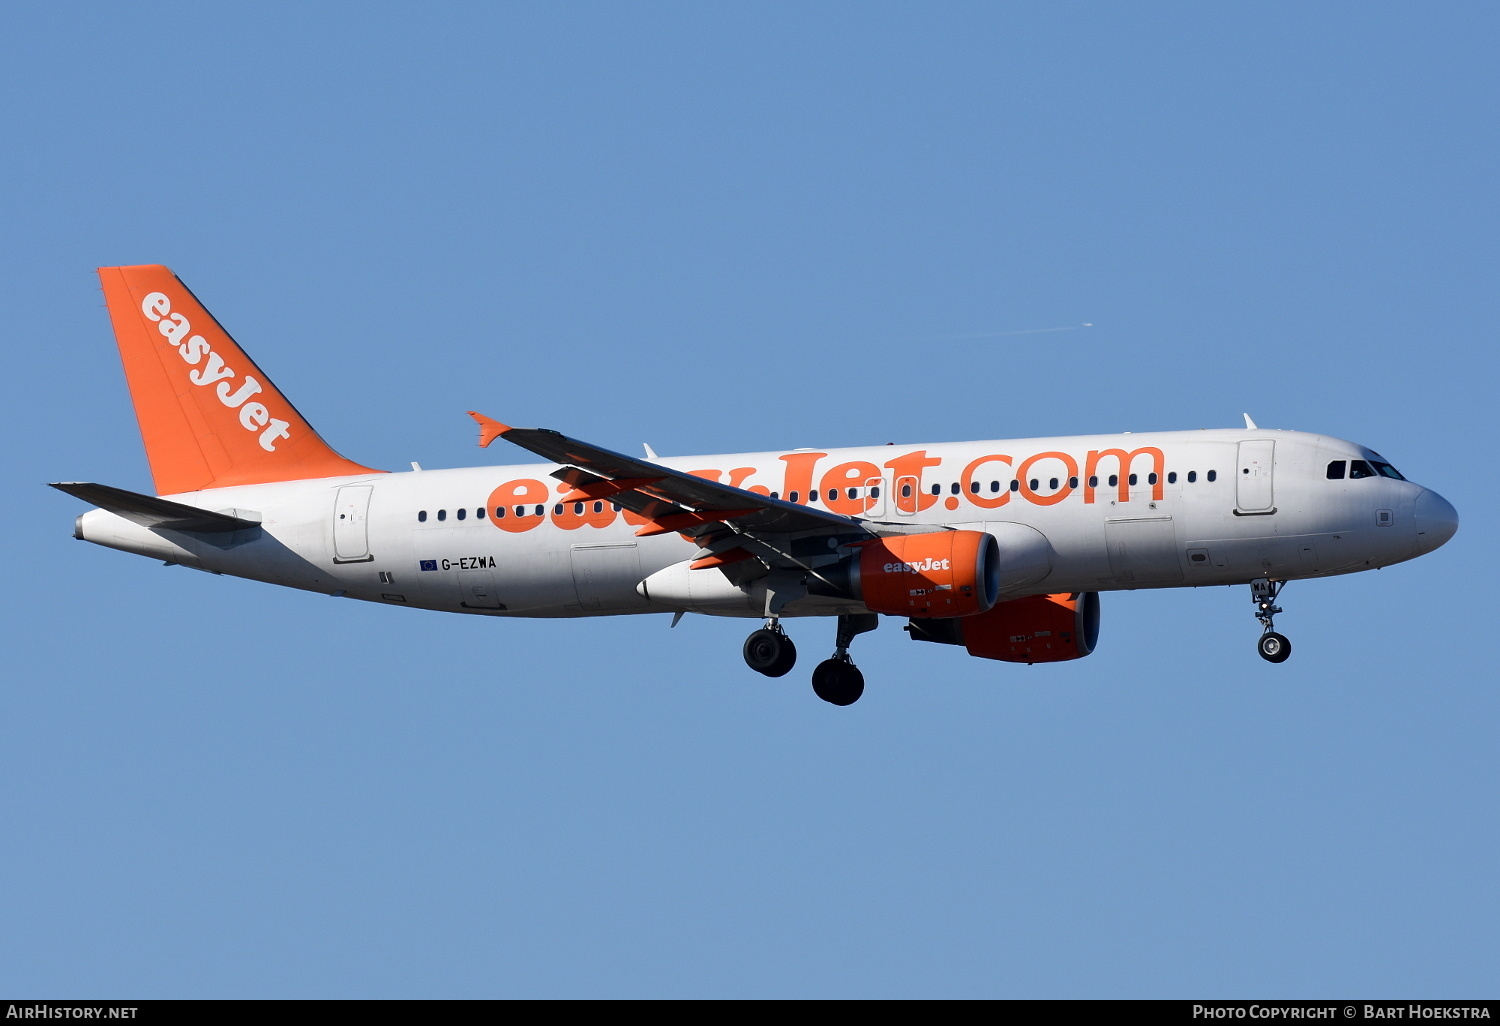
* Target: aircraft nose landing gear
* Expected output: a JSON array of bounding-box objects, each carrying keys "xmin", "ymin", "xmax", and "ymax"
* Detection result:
[
  {"xmin": 1251, "ymin": 578, "xmax": 1292, "ymax": 663},
  {"xmin": 744, "ymin": 621, "xmax": 797, "ymax": 677},
  {"xmin": 811, "ymin": 614, "xmax": 878, "ymax": 705}
]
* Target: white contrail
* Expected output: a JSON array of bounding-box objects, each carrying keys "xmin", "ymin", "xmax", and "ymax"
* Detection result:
[
  {"xmin": 924, "ymin": 324, "xmax": 1092, "ymax": 340},
  {"xmin": 902, "ymin": 323, "xmax": 1094, "ymax": 341}
]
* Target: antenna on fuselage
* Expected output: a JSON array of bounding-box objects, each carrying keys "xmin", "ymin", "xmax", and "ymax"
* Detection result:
[
  {"xmin": 644, "ymin": 443, "xmax": 659, "ymax": 459},
  {"xmin": 1243, "ymin": 413, "xmax": 1259, "ymax": 430}
]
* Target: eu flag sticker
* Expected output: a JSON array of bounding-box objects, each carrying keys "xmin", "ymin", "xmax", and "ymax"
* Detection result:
[{"xmin": 419, "ymin": 559, "xmax": 437, "ymax": 571}]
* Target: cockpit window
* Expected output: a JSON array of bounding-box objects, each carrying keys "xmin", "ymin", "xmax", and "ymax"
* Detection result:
[
  {"xmin": 1371, "ymin": 461, "xmax": 1405, "ymax": 480},
  {"xmin": 1326, "ymin": 461, "xmax": 1346, "ymax": 480},
  {"xmin": 1349, "ymin": 460, "xmax": 1375, "ymax": 479}
]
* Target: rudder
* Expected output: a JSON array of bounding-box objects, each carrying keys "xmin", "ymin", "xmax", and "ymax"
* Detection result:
[{"xmin": 98, "ymin": 265, "xmax": 380, "ymax": 495}]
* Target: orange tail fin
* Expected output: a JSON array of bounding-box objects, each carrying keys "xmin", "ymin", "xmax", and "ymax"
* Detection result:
[{"xmin": 98, "ymin": 265, "xmax": 380, "ymax": 495}]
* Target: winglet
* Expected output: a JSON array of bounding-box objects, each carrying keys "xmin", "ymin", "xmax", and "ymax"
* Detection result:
[
  {"xmin": 1243, "ymin": 413, "xmax": 1259, "ymax": 430},
  {"xmin": 468, "ymin": 411, "xmax": 510, "ymax": 448}
]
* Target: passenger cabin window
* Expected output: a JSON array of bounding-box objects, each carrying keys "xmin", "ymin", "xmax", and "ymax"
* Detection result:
[
  {"xmin": 969, "ymin": 481, "xmax": 980, "ymax": 493},
  {"xmin": 477, "ymin": 507, "xmax": 486, "ymax": 519},
  {"xmin": 1187, "ymin": 471, "xmax": 1197, "ymax": 483},
  {"xmin": 930, "ymin": 484, "xmax": 941, "ymax": 495},
  {"xmin": 437, "ymin": 509, "xmax": 447, "ymax": 521},
  {"xmin": 1048, "ymin": 478, "xmax": 1058, "ymax": 490},
  {"xmin": 1108, "ymin": 475, "xmax": 1118, "ymax": 487},
  {"xmin": 1327, "ymin": 461, "xmax": 1347, "ymax": 480},
  {"xmin": 456, "ymin": 508, "xmax": 466, "ymax": 521},
  {"xmin": 1028, "ymin": 478, "xmax": 1039, "ymax": 490},
  {"xmin": 418, "ymin": 510, "xmax": 427, "ymax": 522},
  {"xmin": 1349, "ymin": 460, "xmax": 1375, "ymax": 479},
  {"xmin": 1168, "ymin": 472, "xmax": 1177, "ymax": 484},
  {"xmin": 1009, "ymin": 480, "xmax": 1020, "ymax": 492},
  {"xmin": 870, "ymin": 487, "xmax": 880, "ymax": 498},
  {"xmin": 1207, "ymin": 470, "xmax": 1217, "ymax": 482},
  {"xmin": 900, "ymin": 484, "xmax": 912, "ymax": 498},
  {"xmin": 1128, "ymin": 473, "xmax": 1138, "ymax": 486},
  {"xmin": 950, "ymin": 483, "xmax": 961, "ymax": 495},
  {"xmin": 990, "ymin": 481, "xmax": 1000, "ymax": 492},
  {"xmin": 1069, "ymin": 476, "xmax": 1078, "ymax": 488},
  {"xmin": 809, "ymin": 490, "xmax": 819, "ymax": 502},
  {"xmin": 494, "ymin": 507, "xmax": 506, "ymax": 519}
]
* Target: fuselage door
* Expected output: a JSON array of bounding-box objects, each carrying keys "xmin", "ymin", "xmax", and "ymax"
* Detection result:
[
  {"xmin": 332, "ymin": 485, "xmax": 374, "ymax": 563},
  {"xmin": 1236, "ymin": 440, "xmax": 1276, "ymax": 513},
  {"xmin": 571, "ymin": 542, "xmax": 649, "ymax": 612},
  {"xmin": 459, "ymin": 569, "xmax": 504, "ymax": 609},
  {"xmin": 1105, "ymin": 516, "xmax": 1184, "ymax": 584}
]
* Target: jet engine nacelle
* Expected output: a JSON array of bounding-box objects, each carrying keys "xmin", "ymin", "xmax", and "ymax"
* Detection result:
[
  {"xmin": 907, "ymin": 592, "xmax": 1101, "ymax": 663},
  {"xmin": 809, "ymin": 530, "xmax": 1001, "ymax": 618}
]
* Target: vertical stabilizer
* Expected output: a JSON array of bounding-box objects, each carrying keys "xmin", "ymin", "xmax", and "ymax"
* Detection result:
[{"xmin": 98, "ymin": 265, "xmax": 380, "ymax": 495}]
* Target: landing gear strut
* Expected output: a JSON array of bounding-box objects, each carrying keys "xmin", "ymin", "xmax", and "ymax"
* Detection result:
[
  {"xmin": 1251, "ymin": 578, "xmax": 1292, "ymax": 663},
  {"xmin": 811, "ymin": 614, "xmax": 878, "ymax": 706},
  {"xmin": 743, "ymin": 621, "xmax": 797, "ymax": 677}
]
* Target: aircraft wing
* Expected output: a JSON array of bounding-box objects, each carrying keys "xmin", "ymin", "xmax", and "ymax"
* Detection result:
[{"xmin": 473, "ymin": 415, "xmax": 875, "ymax": 568}]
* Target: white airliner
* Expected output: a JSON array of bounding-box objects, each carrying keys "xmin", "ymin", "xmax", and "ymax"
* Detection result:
[{"xmin": 56, "ymin": 266, "xmax": 1459, "ymax": 705}]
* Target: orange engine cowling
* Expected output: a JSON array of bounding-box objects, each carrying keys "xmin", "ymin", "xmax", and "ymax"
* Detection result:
[
  {"xmin": 810, "ymin": 530, "xmax": 1000, "ymax": 618},
  {"xmin": 907, "ymin": 592, "xmax": 1101, "ymax": 663}
]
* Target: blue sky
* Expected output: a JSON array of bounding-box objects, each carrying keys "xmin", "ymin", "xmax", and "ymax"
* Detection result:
[{"xmin": 1, "ymin": 2, "xmax": 1495, "ymax": 997}]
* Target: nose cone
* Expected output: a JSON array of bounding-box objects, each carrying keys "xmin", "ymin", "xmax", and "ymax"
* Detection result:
[{"xmin": 1414, "ymin": 489, "xmax": 1459, "ymax": 553}]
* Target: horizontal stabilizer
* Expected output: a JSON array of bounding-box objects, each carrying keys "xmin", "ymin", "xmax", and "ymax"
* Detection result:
[{"xmin": 50, "ymin": 482, "xmax": 261, "ymax": 534}]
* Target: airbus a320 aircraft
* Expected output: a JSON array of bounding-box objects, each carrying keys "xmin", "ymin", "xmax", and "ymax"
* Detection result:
[{"xmin": 55, "ymin": 266, "xmax": 1459, "ymax": 705}]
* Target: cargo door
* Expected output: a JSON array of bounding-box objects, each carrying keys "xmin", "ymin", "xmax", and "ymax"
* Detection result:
[
  {"xmin": 1105, "ymin": 516, "xmax": 1184, "ymax": 584},
  {"xmin": 571, "ymin": 543, "xmax": 649, "ymax": 612},
  {"xmin": 332, "ymin": 485, "xmax": 373, "ymax": 563},
  {"xmin": 1236, "ymin": 440, "xmax": 1276, "ymax": 513},
  {"xmin": 458, "ymin": 569, "xmax": 504, "ymax": 609}
]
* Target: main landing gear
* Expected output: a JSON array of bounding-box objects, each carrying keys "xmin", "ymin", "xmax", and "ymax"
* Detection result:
[
  {"xmin": 743, "ymin": 621, "xmax": 797, "ymax": 677},
  {"xmin": 741, "ymin": 614, "xmax": 879, "ymax": 705},
  {"xmin": 811, "ymin": 614, "xmax": 879, "ymax": 707},
  {"xmin": 1251, "ymin": 578, "xmax": 1292, "ymax": 663}
]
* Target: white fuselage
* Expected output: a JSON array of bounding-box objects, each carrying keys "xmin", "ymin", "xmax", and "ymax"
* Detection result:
[{"xmin": 75, "ymin": 428, "xmax": 1455, "ymax": 619}]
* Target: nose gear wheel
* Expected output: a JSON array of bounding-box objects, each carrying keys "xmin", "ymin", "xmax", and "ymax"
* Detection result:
[
  {"xmin": 1257, "ymin": 631, "xmax": 1291, "ymax": 663},
  {"xmin": 1250, "ymin": 579, "xmax": 1292, "ymax": 663}
]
